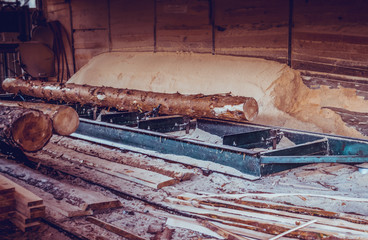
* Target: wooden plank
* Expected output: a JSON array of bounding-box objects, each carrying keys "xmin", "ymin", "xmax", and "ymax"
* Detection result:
[
  {"xmin": 198, "ymin": 219, "xmax": 249, "ymax": 240},
  {"xmin": 269, "ymin": 220, "xmax": 318, "ymax": 240},
  {"xmin": 0, "ymin": 199, "xmax": 15, "ymax": 208},
  {"xmin": 10, "ymin": 217, "xmax": 40, "ymax": 232},
  {"xmin": 0, "ymin": 174, "xmax": 43, "ymax": 207},
  {"xmin": 0, "ymin": 181, "xmax": 15, "ymax": 194},
  {"xmin": 164, "ymin": 198, "xmax": 368, "ymax": 239},
  {"xmin": 156, "ymin": 210, "xmax": 276, "ymax": 239},
  {"xmin": 165, "ymin": 215, "xmax": 223, "ymax": 239},
  {"xmin": 16, "ymin": 203, "xmax": 45, "ymax": 219},
  {"xmin": 0, "ymin": 205, "xmax": 15, "ymax": 214},
  {"xmin": 86, "ymin": 216, "xmax": 146, "ymax": 240},
  {"xmin": 41, "ymin": 143, "xmax": 178, "ymax": 189},
  {"xmin": 13, "ymin": 211, "xmax": 41, "ymax": 225},
  {"xmin": 0, "ymin": 211, "xmax": 15, "ymax": 221},
  {"xmin": 198, "ymin": 197, "xmax": 368, "ymax": 232},
  {"xmin": 0, "ymin": 191, "xmax": 15, "ymax": 201},
  {"xmin": 52, "ymin": 136, "xmax": 195, "ymax": 181}
]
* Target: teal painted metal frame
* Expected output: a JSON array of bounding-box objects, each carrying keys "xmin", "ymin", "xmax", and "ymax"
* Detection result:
[{"xmin": 75, "ymin": 118, "xmax": 368, "ymax": 177}]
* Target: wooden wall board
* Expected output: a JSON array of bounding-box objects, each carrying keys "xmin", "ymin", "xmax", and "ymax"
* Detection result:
[
  {"xmin": 71, "ymin": 0, "xmax": 109, "ymax": 30},
  {"xmin": 292, "ymin": 0, "xmax": 368, "ymax": 80},
  {"xmin": 156, "ymin": 0, "xmax": 212, "ymax": 53},
  {"xmin": 214, "ymin": 0, "xmax": 289, "ymax": 62},
  {"xmin": 73, "ymin": 30, "xmax": 109, "ymax": 49},
  {"xmin": 70, "ymin": 0, "xmax": 109, "ymax": 71},
  {"xmin": 110, "ymin": 0, "xmax": 154, "ymax": 51},
  {"xmin": 74, "ymin": 49, "xmax": 107, "ymax": 70}
]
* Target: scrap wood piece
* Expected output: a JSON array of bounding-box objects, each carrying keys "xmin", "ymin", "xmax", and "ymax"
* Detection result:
[
  {"xmin": 180, "ymin": 192, "xmax": 368, "ymax": 203},
  {"xmin": 0, "ymin": 100, "xmax": 79, "ymax": 136},
  {"xmin": 163, "ymin": 199, "xmax": 368, "ymax": 239},
  {"xmin": 197, "ymin": 219, "xmax": 251, "ymax": 240},
  {"xmin": 86, "ymin": 216, "xmax": 146, "ymax": 240},
  {"xmin": 41, "ymin": 143, "xmax": 178, "ymax": 189},
  {"xmin": 0, "ymin": 105, "xmax": 52, "ymax": 152},
  {"xmin": 200, "ymin": 197, "xmax": 368, "ymax": 227},
  {"xmin": 269, "ymin": 219, "xmax": 318, "ymax": 240},
  {"xmin": 178, "ymin": 192, "xmax": 368, "ymax": 225},
  {"xmin": 3, "ymin": 78, "xmax": 259, "ymax": 122},
  {"xmin": 164, "ymin": 214, "xmax": 224, "ymax": 239},
  {"xmin": 155, "ymin": 210, "xmax": 275, "ymax": 240}
]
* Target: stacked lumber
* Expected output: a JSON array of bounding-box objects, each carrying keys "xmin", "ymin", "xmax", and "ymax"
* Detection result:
[
  {"xmin": 0, "ymin": 174, "xmax": 45, "ymax": 232},
  {"xmin": 163, "ymin": 192, "xmax": 368, "ymax": 239},
  {"xmin": 0, "ymin": 178, "xmax": 15, "ymax": 222}
]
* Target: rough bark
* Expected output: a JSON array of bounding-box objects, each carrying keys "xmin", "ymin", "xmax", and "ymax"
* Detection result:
[
  {"xmin": 2, "ymin": 78, "xmax": 258, "ymax": 121},
  {"xmin": 0, "ymin": 106, "xmax": 52, "ymax": 152},
  {"xmin": 0, "ymin": 101, "xmax": 79, "ymax": 136}
]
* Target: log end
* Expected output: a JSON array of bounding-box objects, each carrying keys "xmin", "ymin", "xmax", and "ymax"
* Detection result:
[
  {"xmin": 11, "ymin": 111, "xmax": 53, "ymax": 152},
  {"xmin": 52, "ymin": 106, "xmax": 80, "ymax": 136},
  {"xmin": 243, "ymin": 98, "xmax": 259, "ymax": 121}
]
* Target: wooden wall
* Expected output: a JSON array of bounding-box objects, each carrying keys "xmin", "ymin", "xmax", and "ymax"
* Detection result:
[
  {"xmin": 214, "ymin": 0, "xmax": 289, "ymax": 61},
  {"xmin": 291, "ymin": 0, "xmax": 368, "ymax": 98},
  {"xmin": 44, "ymin": 0, "xmax": 368, "ymax": 92}
]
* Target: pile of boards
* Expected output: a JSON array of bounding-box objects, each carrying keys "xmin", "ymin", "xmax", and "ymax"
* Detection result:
[{"xmin": 0, "ymin": 173, "xmax": 45, "ymax": 232}]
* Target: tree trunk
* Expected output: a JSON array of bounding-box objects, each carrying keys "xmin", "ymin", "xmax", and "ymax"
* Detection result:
[
  {"xmin": 0, "ymin": 106, "xmax": 52, "ymax": 152},
  {"xmin": 2, "ymin": 78, "xmax": 259, "ymax": 121},
  {"xmin": 0, "ymin": 101, "xmax": 79, "ymax": 136}
]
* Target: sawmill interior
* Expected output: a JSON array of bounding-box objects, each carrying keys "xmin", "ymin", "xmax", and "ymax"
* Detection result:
[{"xmin": 0, "ymin": 0, "xmax": 368, "ymax": 239}]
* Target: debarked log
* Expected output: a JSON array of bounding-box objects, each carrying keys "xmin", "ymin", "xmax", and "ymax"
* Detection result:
[
  {"xmin": 0, "ymin": 101, "xmax": 79, "ymax": 136},
  {"xmin": 2, "ymin": 78, "xmax": 259, "ymax": 121},
  {"xmin": 0, "ymin": 106, "xmax": 52, "ymax": 152}
]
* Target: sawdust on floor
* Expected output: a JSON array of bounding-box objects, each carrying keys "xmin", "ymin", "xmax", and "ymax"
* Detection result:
[{"xmin": 67, "ymin": 52, "xmax": 367, "ymax": 139}]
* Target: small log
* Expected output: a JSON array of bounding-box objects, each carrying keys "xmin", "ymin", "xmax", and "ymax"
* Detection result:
[
  {"xmin": 0, "ymin": 101, "xmax": 79, "ymax": 136},
  {"xmin": 2, "ymin": 78, "xmax": 259, "ymax": 121},
  {"xmin": 0, "ymin": 106, "xmax": 52, "ymax": 152}
]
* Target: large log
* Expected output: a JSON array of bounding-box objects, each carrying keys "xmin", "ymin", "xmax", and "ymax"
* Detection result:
[
  {"xmin": 2, "ymin": 78, "xmax": 258, "ymax": 121},
  {"xmin": 0, "ymin": 106, "xmax": 52, "ymax": 152},
  {"xmin": 0, "ymin": 101, "xmax": 79, "ymax": 136}
]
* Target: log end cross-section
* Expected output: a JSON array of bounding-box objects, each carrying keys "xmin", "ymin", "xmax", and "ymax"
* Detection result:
[
  {"xmin": 51, "ymin": 105, "xmax": 80, "ymax": 136},
  {"xmin": 0, "ymin": 106, "xmax": 52, "ymax": 152}
]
